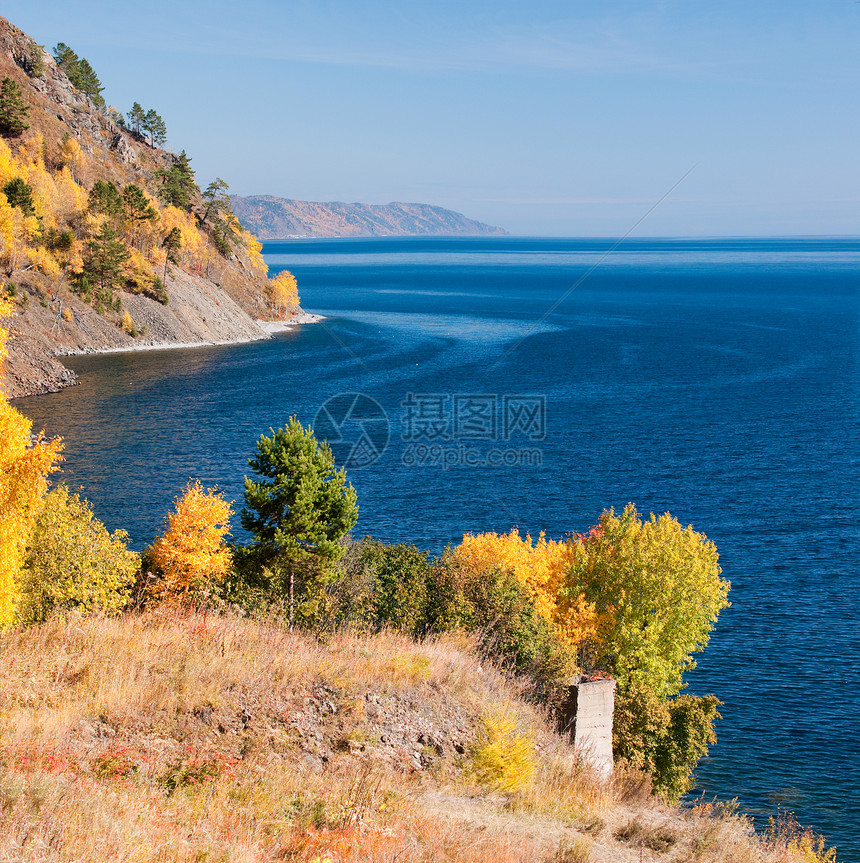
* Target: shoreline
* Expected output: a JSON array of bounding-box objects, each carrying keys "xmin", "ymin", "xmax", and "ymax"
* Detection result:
[{"xmin": 54, "ymin": 313, "xmax": 326, "ymax": 358}]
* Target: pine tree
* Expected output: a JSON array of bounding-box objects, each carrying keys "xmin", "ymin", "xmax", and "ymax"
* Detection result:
[
  {"xmin": 121, "ymin": 184, "xmax": 157, "ymax": 246},
  {"xmin": 201, "ymin": 178, "xmax": 230, "ymax": 224},
  {"xmin": 241, "ymin": 418, "xmax": 358, "ymax": 628},
  {"xmin": 82, "ymin": 224, "xmax": 129, "ymax": 294},
  {"xmin": 0, "ymin": 77, "xmax": 30, "ymax": 138},
  {"xmin": 161, "ymin": 226, "xmax": 182, "ymax": 282},
  {"xmin": 75, "ymin": 58, "xmax": 105, "ymax": 107},
  {"xmin": 127, "ymin": 102, "xmax": 145, "ymax": 136},
  {"xmin": 53, "ymin": 45, "xmax": 104, "ymax": 107},
  {"xmin": 142, "ymin": 108, "xmax": 167, "ymax": 147},
  {"xmin": 2, "ymin": 178, "xmax": 35, "ymax": 216},
  {"xmin": 155, "ymin": 150, "xmax": 197, "ymax": 210}
]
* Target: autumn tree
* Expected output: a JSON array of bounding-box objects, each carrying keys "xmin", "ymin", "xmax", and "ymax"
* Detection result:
[
  {"xmin": 454, "ymin": 529, "xmax": 600, "ymax": 651},
  {"xmin": 266, "ymin": 269, "xmax": 299, "ymax": 317},
  {"xmin": 20, "ymin": 485, "xmax": 138, "ymax": 623},
  {"xmin": 0, "ymin": 77, "xmax": 30, "ymax": 137},
  {"xmin": 241, "ymin": 418, "xmax": 358, "ymax": 628},
  {"xmin": 564, "ymin": 504, "xmax": 730, "ymax": 697},
  {"xmin": 147, "ymin": 481, "xmax": 233, "ymax": 605},
  {"xmin": 0, "ymin": 297, "xmax": 63, "ymax": 627},
  {"xmin": 58, "ymin": 135, "xmax": 85, "ymax": 183}
]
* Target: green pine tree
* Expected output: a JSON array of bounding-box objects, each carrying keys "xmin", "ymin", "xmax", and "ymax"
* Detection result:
[
  {"xmin": 142, "ymin": 108, "xmax": 167, "ymax": 146},
  {"xmin": 127, "ymin": 102, "xmax": 145, "ymax": 136},
  {"xmin": 155, "ymin": 150, "xmax": 197, "ymax": 210},
  {"xmin": 241, "ymin": 418, "xmax": 359, "ymax": 628},
  {"xmin": 53, "ymin": 44, "xmax": 104, "ymax": 108},
  {"xmin": 122, "ymin": 184, "xmax": 158, "ymax": 246},
  {"xmin": 161, "ymin": 226, "xmax": 182, "ymax": 283},
  {"xmin": 0, "ymin": 77, "xmax": 30, "ymax": 138},
  {"xmin": 2, "ymin": 178, "xmax": 35, "ymax": 215},
  {"xmin": 81, "ymin": 224, "xmax": 129, "ymax": 295},
  {"xmin": 88, "ymin": 179, "xmax": 124, "ymax": 218}
]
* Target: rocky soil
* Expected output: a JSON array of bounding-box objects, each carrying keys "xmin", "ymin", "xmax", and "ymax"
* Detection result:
[{"xmin": 3, "ymin": 270, "xmax": 275, "ymax": 399}]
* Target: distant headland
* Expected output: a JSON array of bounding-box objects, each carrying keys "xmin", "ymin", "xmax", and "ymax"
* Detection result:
[{"xmin": 231, "ymin": 195, "xmax": 507, "ymax": 239}]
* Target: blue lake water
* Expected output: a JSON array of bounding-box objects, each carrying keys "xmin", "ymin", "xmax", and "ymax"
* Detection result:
[{"xmin": 14, "ymin": 236, "xmax": 860, "ymax": 858}]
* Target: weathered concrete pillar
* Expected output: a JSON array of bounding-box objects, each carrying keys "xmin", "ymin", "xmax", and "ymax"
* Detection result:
[{"xmin": 559, "ymin": 677, "xmax": 616, "ymax": 776}]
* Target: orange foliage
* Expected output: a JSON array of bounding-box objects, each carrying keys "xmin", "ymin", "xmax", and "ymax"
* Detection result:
[
  {"xmin": 454, "ymin": 529, "xmax": 601, "ymax": 651},
  {"xmin": 148, "ymin": 481, "xmax": 233, "ymax": 604}
]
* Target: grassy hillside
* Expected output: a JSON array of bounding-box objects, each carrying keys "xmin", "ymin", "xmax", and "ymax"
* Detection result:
[{"xmin": 0, "ymin": 611, "xmax": 833, "ymax": 863}]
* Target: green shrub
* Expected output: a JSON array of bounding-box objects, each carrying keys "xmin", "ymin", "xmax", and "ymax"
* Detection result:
[
  {"xmin": 358, "ymin": 538, "xmax": 432, "ymax": 635},
  {"xmin": 613, "ymin": 682, "xmax": 720, "ymax": 802},
  {"xmin": 20, "ymin": 485, "xmax": 139, "ymax": 623}
]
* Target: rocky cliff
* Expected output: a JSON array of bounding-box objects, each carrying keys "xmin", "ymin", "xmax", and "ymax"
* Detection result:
[
  {"xmin": 231, "ymin": 195, "xmax": 507, "ymax": 239},
  {"xmin": 0, "ymin": 16, "xmax": 279, "ymax": 399}
]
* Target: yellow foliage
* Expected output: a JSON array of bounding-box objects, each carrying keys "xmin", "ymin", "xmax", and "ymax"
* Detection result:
[
  {"xmin": 0, "ymin": 139, "xmax": 13, "ymax": 188},
  {"xmin": 161, "ymin": 206, "xmax": 206, "ymax": 272},
  {"xmin": 58, "ymin": 136, "xmax": 86, "ymax": 184},
  {"xmin": 54, "ymin": 166, "xmax": 88, "ymax": 221},
  {"xmin": 121, "ymin": 310, "xmax": 136, "ymax": 335},
  {"xmin": 454, "ymin": 530, "xmax": 600, "ymax": 650},
  {"xmin": 18, "ymin": 134, "xmax": 46, "ymax": 168},
  {"xmin": 62, "ymin": 307, "xmax": 74, "ymax": 323},
  {"xmin": 0, "ymin": 198, "xmax": 32, "ymax": 273},
  {"xmin": 267, "ymin": 269, "xmax": 300, "ymax": 316},
  {"xmin": 148, "ymin": 481, "xmax": 233, "ymax": 605},
  {"xmin": 237, "ymin": 226, "xmax": 267, "ymax": 274},
  {"xmin": 469, "ymin": 709, "xmax": 537, "ymax": 793},
  {"xmin": 26, "ymin": 246, "xmax": 61, "ymax": 277},
  {"xmin": 0, "ymin": 297, "xmax": 63, "ymax": 627},
  {"xmin": 20, "ymin": 485, "xmax": 139, "ymax": 624},
  {"xmin": 124, "ymin": 247, "xmax": 157, "ymax": 294}
]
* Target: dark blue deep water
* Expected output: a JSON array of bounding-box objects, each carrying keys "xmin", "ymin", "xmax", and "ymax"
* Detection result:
[{"xmin": 15, "ymin": 237, "xmax": 860, "ymax": 858}]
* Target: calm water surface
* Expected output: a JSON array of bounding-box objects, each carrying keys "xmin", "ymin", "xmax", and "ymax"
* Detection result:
[{"xmin": 16, "ymin": 237, "xmax": 860, "ymax": 859}]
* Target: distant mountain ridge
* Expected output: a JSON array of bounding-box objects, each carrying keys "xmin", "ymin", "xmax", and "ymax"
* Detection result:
[{"xmin": 231, "ymin": 195, "xmax": 507, "ymax": 239}]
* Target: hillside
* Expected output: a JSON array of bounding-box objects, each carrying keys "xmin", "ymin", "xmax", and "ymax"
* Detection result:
[
  {"xmin": 0, "ymin": 611, "xmax": 820, "ymax": 863},
  {"xmin": 231, "ymin": 195, "xmax": 507, "ymax": 239},
  {"xmin": 0, "ymin": 17, "xmax": 295, "ymax": 399}
]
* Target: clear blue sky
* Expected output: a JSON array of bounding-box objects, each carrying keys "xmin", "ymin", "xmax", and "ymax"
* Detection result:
[{"xmin": 5, "ymin": 1, "xmax": 859, "ymax": 236}]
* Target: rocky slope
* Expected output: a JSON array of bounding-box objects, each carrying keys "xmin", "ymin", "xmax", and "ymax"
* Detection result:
[
  {"xmin": 0, "ymin": 16, "xmax": 281, "ymax": 399},
  {"xmin": 0, "ymin": 613, "xmax": 809, "ymax": 863},
  {"xmin": 231, "ymin": 195, "xmax": 507, "ymax": 239}
]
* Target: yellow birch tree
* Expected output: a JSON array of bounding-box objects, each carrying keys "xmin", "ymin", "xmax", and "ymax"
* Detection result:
[
  {"xmin": 147, "ymin": 481, "xmax": 233, "ymax": 605},
  {"xmin": 0, "ymin": 297, "xmax": 63, "ymax": 626},
  {"xmin": 267, "ymin": 269, "xmax": 299, "ymax": 317}
]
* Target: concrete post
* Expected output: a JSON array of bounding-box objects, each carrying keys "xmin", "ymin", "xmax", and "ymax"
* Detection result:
[{"xmin": 559, "ymin": 677, "xmax": 616, "ymax": 776}]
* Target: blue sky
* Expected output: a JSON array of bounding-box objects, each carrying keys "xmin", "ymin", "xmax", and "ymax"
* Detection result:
[{"xmin": 5, "ymin": 1, "xmax": 859, "ymax": 236}]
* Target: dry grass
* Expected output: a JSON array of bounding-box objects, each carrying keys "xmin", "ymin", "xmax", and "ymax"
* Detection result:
[{"xmin": 0, "ymin": 611, "xmax": 838, "ymax": 862}]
